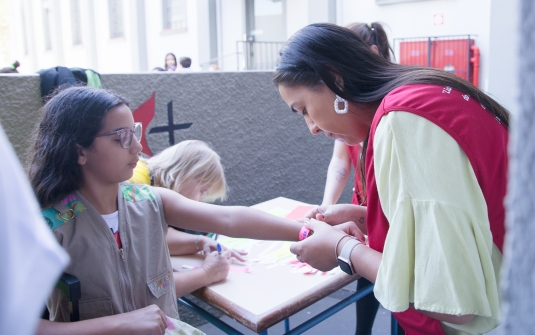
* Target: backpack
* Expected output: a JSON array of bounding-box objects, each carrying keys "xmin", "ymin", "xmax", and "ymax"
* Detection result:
[{"xmin": 37, "ymin": 66, "xmax": 102, "ymax": 102}]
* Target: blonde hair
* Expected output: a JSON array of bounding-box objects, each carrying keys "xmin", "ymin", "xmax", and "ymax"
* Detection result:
[{"xmin": 146, "ymin": 140, "xmax": 227, "ymax": 202}]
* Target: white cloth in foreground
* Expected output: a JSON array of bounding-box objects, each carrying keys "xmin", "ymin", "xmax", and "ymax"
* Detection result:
[{"xmin": 0, "ymin": 124, "xmax": 69, "ymax": 335}]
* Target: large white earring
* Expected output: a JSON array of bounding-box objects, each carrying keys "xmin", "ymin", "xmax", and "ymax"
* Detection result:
[{"xmin": 334, "ymin": 95, "xmax": 348, "ymax": 114}]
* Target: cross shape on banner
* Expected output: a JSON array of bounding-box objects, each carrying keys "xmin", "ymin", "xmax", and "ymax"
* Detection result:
[{"xmin": 149, "ymin": 101, "xmax": 193, "ymax": 146}]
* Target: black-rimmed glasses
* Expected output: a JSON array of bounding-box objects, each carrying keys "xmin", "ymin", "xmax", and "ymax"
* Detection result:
[{"xmin": 95, "ymin": 122, "xmax": 142, "ymax": 149}]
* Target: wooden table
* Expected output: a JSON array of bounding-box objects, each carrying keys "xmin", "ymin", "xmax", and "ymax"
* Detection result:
[{"xmin": 171, "ymin": 197, "xmax": 363, "ymax": 334}]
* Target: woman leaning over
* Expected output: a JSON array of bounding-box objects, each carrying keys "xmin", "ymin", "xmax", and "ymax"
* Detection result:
[{"xmin": 277, "ymin": 23, "xmax": 508, "ymax": 335}]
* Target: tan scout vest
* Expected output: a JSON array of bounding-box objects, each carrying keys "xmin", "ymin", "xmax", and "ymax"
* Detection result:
[{"xmin": 42, "ymin": 183, "xmax": 179, "ymax": 321}]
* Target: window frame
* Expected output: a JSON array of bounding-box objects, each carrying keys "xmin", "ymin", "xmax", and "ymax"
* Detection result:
[
  {"xmin": 71, "ymin": 0, "xmax": 82, "ymax": 45},
  {"xmin": 162, "ymin": 0, "xmax": 188, "ymax": 33},
  {"xmin": 108, "ymin": 0, "xmax": 124, "ymax": 39}
]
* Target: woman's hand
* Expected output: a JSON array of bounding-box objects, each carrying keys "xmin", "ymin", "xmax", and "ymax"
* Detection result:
[
  {"xmin": 201, "ymin": 250, "xmax": 232, "ymax": 284},
  {"xmin": 290, "ymin": 219, "xmax": 363, "ymax": 271},
  {"xmin": 305, "ymin": 204, "xmax": 367, "ymax": 234},
  {"xmin": 199, "ymin": 236, "xmax": 248, "ymax": 262}
]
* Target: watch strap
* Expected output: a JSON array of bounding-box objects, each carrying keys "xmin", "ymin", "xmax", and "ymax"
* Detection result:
[{"xmin": 338, "ymin": 239, "xmax": 361, "ymax": 274}]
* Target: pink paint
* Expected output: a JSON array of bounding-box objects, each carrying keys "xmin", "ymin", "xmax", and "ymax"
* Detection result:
[{"xmin": 166, "ymin": 317, "xmax": 176, "ymax": 330}]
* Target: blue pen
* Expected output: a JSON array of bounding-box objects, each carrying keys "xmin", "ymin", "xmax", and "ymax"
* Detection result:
[{"xmin": 217, "ymin": 243, "xmax": 222, "ymax": 255}]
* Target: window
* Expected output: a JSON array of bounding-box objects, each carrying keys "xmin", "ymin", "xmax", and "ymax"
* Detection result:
[
  {"xmin": 249, "ymin": 0, "xmax": 285, "ymax": 42},
  {"xmin": 71, "ymin": 0, "xmax": 82, "ymax": 45},
  {"xmin": 42, "ymin": 3, "xmax": 52, "ymax": 51},
  {"xmin": 108, "ymin": 0, "xmax": 124, "ymax": 38},
  {"xmin": 162, "ymin": 0, "xmax": 187, "ymax": 31}
]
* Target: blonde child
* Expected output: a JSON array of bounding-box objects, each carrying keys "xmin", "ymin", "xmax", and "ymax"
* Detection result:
[{"xmin": 129, "ymin": 140, "xmax": 246, "ymax": 296}]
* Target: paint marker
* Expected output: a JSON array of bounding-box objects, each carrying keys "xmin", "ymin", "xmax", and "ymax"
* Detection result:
[{"xmin": 217, "ymin": 243, "xmax": 222, "ymax": 255}]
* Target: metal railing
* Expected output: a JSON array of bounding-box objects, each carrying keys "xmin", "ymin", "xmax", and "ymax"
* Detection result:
[
  {"xmin": 236, "ymin": 40, "xmax": 286, "ymax": 70},
  {"xmin": 393, "ymin": 35, "xmax": 478, "ymax": 85}
]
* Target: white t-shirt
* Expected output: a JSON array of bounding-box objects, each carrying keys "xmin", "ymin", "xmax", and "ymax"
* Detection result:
[
  {"xmin": 0, "ymin": 124, "xmax": 69, "ymax": 335},
  {"xmin": 102, "ymin": 211, "xmax": 119, "ymax": 233}
]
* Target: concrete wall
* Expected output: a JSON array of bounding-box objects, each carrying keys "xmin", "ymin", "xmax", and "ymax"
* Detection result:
[
  {"xmin": 0, "ymin": 72, "xmax": 354, "ymax": 207},
  {"xmin": 0, "ymin": 74, "xmax": 41, "ymax": 159}
]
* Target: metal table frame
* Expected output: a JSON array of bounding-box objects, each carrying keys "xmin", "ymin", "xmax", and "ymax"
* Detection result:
[{"xmin": 178, "ymin": 284, "xmax": 400, "ymax": 335}]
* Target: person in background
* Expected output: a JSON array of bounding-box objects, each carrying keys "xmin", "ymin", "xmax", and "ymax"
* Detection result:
[
  {"xmin": 153, "ymin": 67, "xmax": 165, "ymax": 72},
  {"xmin": 129, "ymin": 140, "xmax": 246, "ymax": 294},
  {"xmin": 178, "ymin": 57, "xmax": 192, "ymax": 71},
  {"xmin": 0, "ymin": 60, "xmax": 20, "ymax": 73},
  {"xmin": 320, "ymin": 22, "xmax": 396, "ymax": 335},
  {"xmin": 165, "ymin": 53, "xmax": 178, "ymax": 71}
]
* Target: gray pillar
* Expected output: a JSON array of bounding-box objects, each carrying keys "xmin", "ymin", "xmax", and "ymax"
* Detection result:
[
  {"xmin": 86, "ymin": 0, "xmax": 98, "ymax": 70},
  {"xmin": 135, "ymin": 0, "xmax": 148, "ymax": 72},
  {"xmin": 501, "ymin": 0, "xmax": 535, "ymax": 333},
  {"xmin": 208, "ymin": 0, "xmax": 218, "ymax": 65},
  {"xmin": 328, "ymin": 0, "xmax": 337, "ymax": 24}
]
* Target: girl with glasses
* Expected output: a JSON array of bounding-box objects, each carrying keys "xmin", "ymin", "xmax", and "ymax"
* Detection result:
[{"xmin": 29, "ymin": 86, "xmax": 305, "ymax": 335}]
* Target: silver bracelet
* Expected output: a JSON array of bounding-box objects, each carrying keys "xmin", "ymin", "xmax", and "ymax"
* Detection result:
[
  {"xmin": 195, "ymin": 235, "xmax": 200, "ymax": 251},
  {"xmin": 334, "ymin": 234, "xmax": 351, "ymax": 260}
]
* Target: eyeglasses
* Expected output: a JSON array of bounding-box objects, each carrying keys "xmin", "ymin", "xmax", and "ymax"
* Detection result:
[{"xmin": 95, "ymin": 122, "xmax": 142, "ymax": 149}]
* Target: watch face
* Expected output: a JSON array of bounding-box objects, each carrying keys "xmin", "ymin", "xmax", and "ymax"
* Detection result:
[{"xmin": 337, "ymin": 258, "xmax": 354, "ymax": 275}]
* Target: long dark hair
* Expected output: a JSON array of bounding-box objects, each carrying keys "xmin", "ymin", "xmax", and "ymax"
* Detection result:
[
  {"xmin": 273, "ymin": 23, "xmax": 510, "ymax": 201},
  {"xmin": 346, "ymin": 22, "xmax": 393, "ymax": 61},
  {"xmin": 27, "ymin": 86, "xmax": 128, "ymax": 208},
  {"xmin": 165, "ymin": 53, "xmax": 177, "ymax": 70}
]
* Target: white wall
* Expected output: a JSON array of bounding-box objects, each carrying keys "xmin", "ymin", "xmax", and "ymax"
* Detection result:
[
  {"xmin": 58, "ymin": 0, "xmax": 89, "ymax": 69},
  {"xmin": 286, "ymin": 0, "xmax": 332, "ymax": 38},
  {"xmin": 286, "ymin": 0, "xmax": 310, "ymax": 38},
  {"xmin": 487, "ymin": 0, "xmax": 519, "ymax": 113},
  {"xmin": 6, "ymin": 0, "xmax": 33, "ymax": 72},
  {"xmin": 217, "ymin": 0, "xmax": 246, "ymax": 71},
  {"xmin": 92, "ymin": 0, "xmax": 134, "ymax": 73},
  {"xmin": 29, "ymin": 0, "xmax": 62, "ymax": 70},
  {"xmin": 196, "ymin": 0, "xmax": 212, "ymax": 69}
]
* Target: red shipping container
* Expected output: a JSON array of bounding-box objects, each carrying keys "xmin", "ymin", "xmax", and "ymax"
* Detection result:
[{"xmin": 399, "ymin": 38, "xmax": 475, "ymax": 84}]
